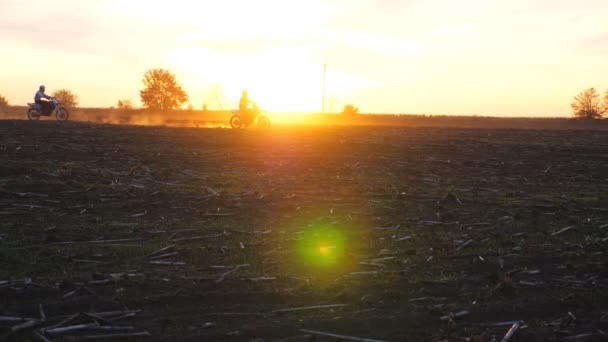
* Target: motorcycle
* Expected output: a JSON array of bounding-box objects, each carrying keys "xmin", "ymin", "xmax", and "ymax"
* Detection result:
[
  {"xmin": 230, "ymin": 104, "xmax": 271, "ymax": 129},
  {"xmin": 27, "ymin": 97, "xmax": 69, "ymax": 121}
]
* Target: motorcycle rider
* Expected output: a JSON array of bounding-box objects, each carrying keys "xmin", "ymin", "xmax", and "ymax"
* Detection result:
[
  {"xmin": 35, "ymin": 85, "xmax": 54, "ymax": 115},
  {"xmin": 239, "ymin": 90, "xmax": 257, "ymax": 125}
]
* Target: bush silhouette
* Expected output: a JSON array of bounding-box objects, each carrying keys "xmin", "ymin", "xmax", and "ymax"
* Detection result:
[
  {"xmin": 342, "ymin": 104, "xmax": 359, "ymax": 115},
  {"xmin": 117, "ymin": 99, "xmax": 133, "ymax": 110}
]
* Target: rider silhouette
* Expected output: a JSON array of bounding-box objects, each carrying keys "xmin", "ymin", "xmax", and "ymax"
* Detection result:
[
  {"xmin": 239, "ymin": 90, "xmax": 257, "ymax": 125},
  {"xmin": 34, "ymin": 85, "xmax": 54, "ymax": 114}
]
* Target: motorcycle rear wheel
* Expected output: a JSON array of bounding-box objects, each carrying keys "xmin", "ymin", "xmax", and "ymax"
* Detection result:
[
  {"xmin": 56, "ymin": 108, "xmax": 69, "ymax": 121},
  {"xmin": 27, "ymin": 108, "xmax": 40, "ymax": 120}
]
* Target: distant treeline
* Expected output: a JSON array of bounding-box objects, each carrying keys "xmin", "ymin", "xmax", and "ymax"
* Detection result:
[{"xmin": 1, "ymin": 106, "xmax": 607, "ymax": 130}]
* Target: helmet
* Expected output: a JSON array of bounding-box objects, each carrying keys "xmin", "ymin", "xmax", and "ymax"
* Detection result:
[
  {"xmin": 39, "ymin": 85, "xmax": 45, "ymax": 91},
  {"xmin": 242, "ymin": 90, "xmax": 248, "ymax": 95}
]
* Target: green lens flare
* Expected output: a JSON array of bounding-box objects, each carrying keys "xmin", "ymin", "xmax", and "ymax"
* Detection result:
[{"xmin": 296, "ymin": 225, "xmax": 345, "ymax": 268}]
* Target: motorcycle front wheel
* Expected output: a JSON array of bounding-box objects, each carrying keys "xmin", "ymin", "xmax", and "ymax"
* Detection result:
[
  {"xmin": 27, "ymin": 108, "xmax": 40, "ymax": 120},
  {"xmin": 55, "ymin": 108, "xmax": 69, "ymax": 121},
  {"xmin": 257, "ymin": 115, "xmax": 271, "ymax": 129},
  {"xmin": 230, "ymin": 115, "xmax": 242, "ymax": 129}
]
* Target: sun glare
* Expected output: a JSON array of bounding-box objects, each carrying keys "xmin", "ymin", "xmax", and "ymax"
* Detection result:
[
  {"xmin": 169, "ymin": 47, "xmax": 353, "ymax": 113},
  {"xmin": 174, "ymin": 52, "xmax": 371, "ymax": 113},
  {"xmin": 135, "ymin": 0, "xmax": 379, "ymax": 114}
]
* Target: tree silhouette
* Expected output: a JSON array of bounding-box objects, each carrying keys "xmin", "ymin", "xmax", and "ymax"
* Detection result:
[
  {"xmin": 571, "ymin": 88, "xmax": 603, "ymax": 119},
  {"xmin": 0, "ymin": 94, "xmax": 8, "ymax": 108},
  {"xmin": 0, "ymin": 94, "xmax": 8, "ymax": 115},
  {"xmin": 341, "ymin": 104, "xmax": 359, "ymax": 115},
  {"xmin": 604, "ymin": 90, "xmax": 608, "ymax": 115},
  {"xmin": 52, "ymin": 89, "xmax": 78, "ymax": 108},
  {"xmin": 140, "ymin": 69, "xmax": 188, "ymax": 111}
]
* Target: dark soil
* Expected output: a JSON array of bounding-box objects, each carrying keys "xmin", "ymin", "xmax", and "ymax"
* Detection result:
[{"xmin": 1, "ymin": 120, "xmax": 607, "ymax": 341}]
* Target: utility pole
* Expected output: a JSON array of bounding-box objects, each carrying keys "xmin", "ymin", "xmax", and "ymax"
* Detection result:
[{"xmin": 322, "ymin": 64, "xmax": 326, "ymax": 113}]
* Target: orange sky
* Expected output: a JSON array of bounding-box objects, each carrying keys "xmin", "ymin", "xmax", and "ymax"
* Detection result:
[{"xmin": 1, "ymin": 0, "xmax": 607, "ymax": 116}]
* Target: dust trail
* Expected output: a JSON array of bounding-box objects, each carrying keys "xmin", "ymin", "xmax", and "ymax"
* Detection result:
[
  {"xmin": 69, "ymin": 109, "xmax": 234, "ymax": 128},
  {"xmin": 4, "ymin": 106, "xmax": 608, "ymax": 130}
]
